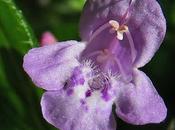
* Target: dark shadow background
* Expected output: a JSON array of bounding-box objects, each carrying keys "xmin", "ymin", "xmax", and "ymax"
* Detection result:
[{"xmin": 0, "ymin": 0, "xmax": 174, "ymax": 130}]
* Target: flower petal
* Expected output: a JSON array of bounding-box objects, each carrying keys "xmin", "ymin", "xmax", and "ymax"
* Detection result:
[
  {"xmin": 41, "ymin": 90, "xmax": 116, "ymax": 130},
  {"xmin": 80, "ymin": 0, "xmax": 166, "ymax": 67},
  {"xmin": 128, "ymin": 0, "xmax": 166, "ymax": 67},
  {"xmin": 115, "ymin": 69, "xmax": 167, "ymax": 125},
  {"xmin": 23, "ymin": 41, "xmax": 86, "ymax": 90}
]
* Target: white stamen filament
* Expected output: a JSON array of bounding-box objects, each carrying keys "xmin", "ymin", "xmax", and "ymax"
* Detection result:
[
  {"xmin": 113, "ymin": 57, "xmax": 127, "ymax": 80},
  {"xmin": 126, "ymin": 31, "xmax": 137, "ymax": 62},
  {"xmin": 89, "ymin": 22, "xmax": 111, "ymax": 43}
]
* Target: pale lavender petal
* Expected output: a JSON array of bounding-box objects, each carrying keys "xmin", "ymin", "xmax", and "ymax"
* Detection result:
[
  {"xmin": 80, "ymin": 0, "xmax": 166, "ymax": 67},
  {"xmin": 115, "ymin": 69, "xmax": 167, "ymax": 125},
  {"xmin": 128, "ymin": 0, "xmax": 166, "ymax": 67},
  {"xmin": 41, "ymin": 90, "xmax": 116, "ymax": 130},
  {"xmin": 23, "ymin": 41, "xmax": 86, "ymax": 90}
]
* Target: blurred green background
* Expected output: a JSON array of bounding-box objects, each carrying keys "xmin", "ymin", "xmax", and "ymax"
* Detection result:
[{"xmin": 0, "ymin": 0, "xmax": 174, "ymax": 130}]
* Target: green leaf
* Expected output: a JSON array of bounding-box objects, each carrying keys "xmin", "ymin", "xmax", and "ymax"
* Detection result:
[
  {"xmin": 67, "ymin": 0, "xmax": 85, "ymax": 11},
  {"xmin": 0, "ymin": 0, "xmax": 37, "ymax": 54},
  {"xmin": 0, "ymin": 27, "xmax": 9, "ymax": 48},
  {"xmin": 0, "ymin": 48, "xmax": 55, "ymax": 130}
]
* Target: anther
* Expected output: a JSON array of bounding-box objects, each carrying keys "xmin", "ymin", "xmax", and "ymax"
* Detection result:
[{"xmin": 109, "ymin": 20, "xmax": 129, "ymax": 40}]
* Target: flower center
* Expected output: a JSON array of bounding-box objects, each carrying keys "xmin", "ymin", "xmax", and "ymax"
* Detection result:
[
  {"xmin": 82, "ymin": 19, "xmax": 137, "ymax": 81},
  {"xmin": 65, "ymin": 60, "xmax": 118, "ymax": 102}
]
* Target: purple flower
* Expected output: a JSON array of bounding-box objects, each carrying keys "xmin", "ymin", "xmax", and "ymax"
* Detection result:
[
  {"xmin": 23, "ymin": 0, "xmax": 167, "ymax": 130},
  {"xmin": 40, "ymin": 31, "xmax": 57, "ymax": 46}
]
